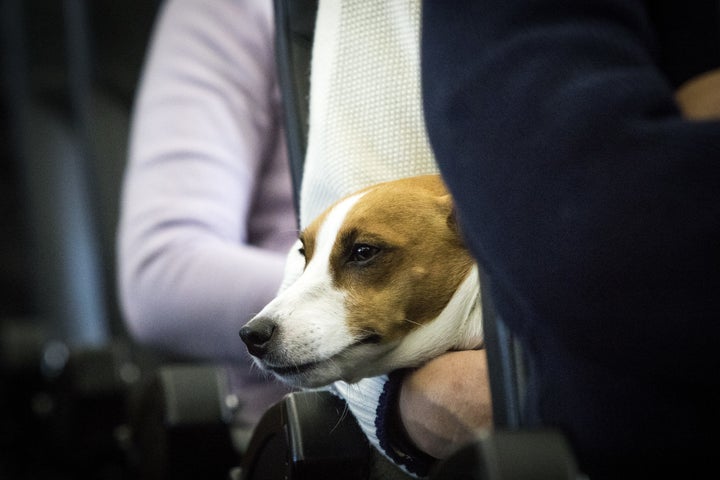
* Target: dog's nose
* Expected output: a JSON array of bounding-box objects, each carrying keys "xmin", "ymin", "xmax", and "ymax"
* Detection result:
[{"xmin": 239, "ymin": 318, "xmax": 277, "ymax": 358}]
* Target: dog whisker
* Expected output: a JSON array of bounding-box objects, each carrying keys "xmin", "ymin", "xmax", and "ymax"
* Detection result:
[
  {"xmin": 355, "ymin": 328, "xmax": 378, "ymax": 335},
  {"xmin": 351, "ymin": 328, "xmax": 382, "ymax": 345},
  {"xmin": 340, "ymin": 381, "xmax": 371, "ymax": 405},
  {"xmin": 252, "ymin": 360, "xmax": 273, "ymax": 377},
  {"xmin": 249, "ymin": 361, "xmax": 276, "ymax": 381},
  {"xmin": 330, "ymin": 400, "xmax": 351, "ymax": 434}
]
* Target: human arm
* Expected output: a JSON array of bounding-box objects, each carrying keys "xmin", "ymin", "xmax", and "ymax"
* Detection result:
[
  {"xmin": 422, "ymin": 0, "xmax": 720, "ymax": 379},
  {"xmin": 399, "ymin": 349, "xmax": 492, "ymax": 459},
  {"xmin": 117, "ymin": 0, "xmax": 296, "ymax": 361}
]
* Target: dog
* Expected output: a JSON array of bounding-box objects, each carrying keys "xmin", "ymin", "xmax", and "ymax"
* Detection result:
[{"xmin": 239, "ymin": 174, "xmax": 483, "ymax": 388}]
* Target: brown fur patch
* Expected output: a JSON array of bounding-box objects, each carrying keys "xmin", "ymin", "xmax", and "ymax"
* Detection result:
[{"xmin": 324, "ymin": 175, "xmax": 475, "ymax": 342}]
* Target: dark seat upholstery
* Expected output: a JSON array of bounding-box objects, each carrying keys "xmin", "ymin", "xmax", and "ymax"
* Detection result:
[{"xmin": 1, "ymin": 1, "xmax": 164, "ymax": 477}]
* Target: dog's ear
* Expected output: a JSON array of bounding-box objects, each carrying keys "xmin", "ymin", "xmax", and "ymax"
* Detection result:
[{"xmin": 437, "ymin": 193, "xmax": 466, "ymax": 246}]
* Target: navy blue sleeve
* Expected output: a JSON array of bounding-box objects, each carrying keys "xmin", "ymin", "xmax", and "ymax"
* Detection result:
[
  {"xmin": 423, "ymin": 3, "xmax": 720, "ymax": 475},
  {"xmin": 422, "ymin": 0, "xmax": 720, "ymax": 379}
]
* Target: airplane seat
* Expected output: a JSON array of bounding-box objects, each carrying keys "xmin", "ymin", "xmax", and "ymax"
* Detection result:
[{"xmin": 0, "ymin": 1, "xmax": 167, "ymax": 477}]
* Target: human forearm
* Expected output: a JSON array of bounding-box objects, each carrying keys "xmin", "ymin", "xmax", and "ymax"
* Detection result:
[
  {"xmin": 399, "ymin": 350, "xmax": 493, "ymax": 459},
  {"xmin": 117, "ymin": 0, "xmax": 295, "ymax": 360},
  {"xmin": 120, "ymin": 238, "xmax": 288, "ymax": 360}
]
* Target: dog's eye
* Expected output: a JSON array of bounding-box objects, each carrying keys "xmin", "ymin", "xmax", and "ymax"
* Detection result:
[
  {"xmin": 348, "ymin": 244, "xmax": 380, "ymax": 264},
  {"xmin": 298, "ymin": 246, "xmax": 308, "ymax": 264}
]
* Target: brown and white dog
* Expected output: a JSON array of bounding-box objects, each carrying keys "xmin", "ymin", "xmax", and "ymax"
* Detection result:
[{"xmin": 239, "ymin": 175, "xmax": 483, "ymax": 388}]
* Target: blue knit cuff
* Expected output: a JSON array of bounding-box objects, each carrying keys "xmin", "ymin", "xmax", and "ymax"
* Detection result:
[{"xmin": 375, "ymin": 369, "xmax": 436, "ymax": 478}]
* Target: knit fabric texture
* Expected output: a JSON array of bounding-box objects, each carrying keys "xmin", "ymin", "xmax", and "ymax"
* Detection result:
[
  {"xmin": 299, "ymin": 0, "xmax": 437, "ymax": 228},
  {"xmin": 331, "ymin": 375, "xmax": 432, "ymax": 478}
]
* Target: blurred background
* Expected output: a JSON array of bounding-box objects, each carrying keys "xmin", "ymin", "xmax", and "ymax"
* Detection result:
[
  {"xmin": 0, "ymin": 2, "xmax": 365, "ymax": 479},
  {"xmin": 0, "ymin": 1, "xmax": 197, "ymax": 478}
]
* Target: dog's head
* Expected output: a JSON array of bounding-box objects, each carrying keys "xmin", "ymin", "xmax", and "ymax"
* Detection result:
[{"xmin": 239, "ymin": 175, "xmax": 480, "ymax": 388}]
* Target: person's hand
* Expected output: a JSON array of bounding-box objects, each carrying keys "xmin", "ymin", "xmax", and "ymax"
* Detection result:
[
  {"xmin": 676, "ymin": 67, "xmax": 720, "ymax": 119},
  {"xmin": 398, "ymin": 349, "xmax": 493, "ymax": 459}
]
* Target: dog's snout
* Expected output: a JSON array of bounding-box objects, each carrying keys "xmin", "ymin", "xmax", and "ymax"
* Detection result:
[{"xmin": 239, "ymin": 318, "xmax": 277, "ymax": 358}]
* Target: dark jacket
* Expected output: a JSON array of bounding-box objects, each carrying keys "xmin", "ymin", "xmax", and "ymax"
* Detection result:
[{"xmin": 422, "ymin": 1, "xmax": 720, "ymax": 478}]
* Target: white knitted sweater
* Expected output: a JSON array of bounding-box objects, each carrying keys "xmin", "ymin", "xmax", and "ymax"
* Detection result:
[{"xmin": 299, "ymin": 0, "xmax": 437, "ymax": 227}]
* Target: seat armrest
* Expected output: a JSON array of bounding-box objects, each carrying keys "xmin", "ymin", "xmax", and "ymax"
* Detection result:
[{"xmin": 240, "ymin": 390, "xmax": 371, "ymax": 480}]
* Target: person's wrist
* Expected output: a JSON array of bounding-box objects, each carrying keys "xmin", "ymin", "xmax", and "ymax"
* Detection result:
[{"xmin": 376, "ymin": 370, "xmax": 436, "ymax": 477}]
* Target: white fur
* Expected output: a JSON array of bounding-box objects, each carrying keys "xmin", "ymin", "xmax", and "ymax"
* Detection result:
[{"xmin": 380, "ymin": 265, "xmax": 483, "ymax": 368}]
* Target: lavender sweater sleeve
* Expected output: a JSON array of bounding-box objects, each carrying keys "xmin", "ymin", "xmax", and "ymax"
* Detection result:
[{"xmin": 117, "ymin": 0, "xmax": 297, "ymax": 362}]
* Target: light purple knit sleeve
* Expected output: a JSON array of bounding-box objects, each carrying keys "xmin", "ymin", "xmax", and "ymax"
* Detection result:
[{"xmin": 117, "ymin": 0, "xmax": 297, "ymax": 362}]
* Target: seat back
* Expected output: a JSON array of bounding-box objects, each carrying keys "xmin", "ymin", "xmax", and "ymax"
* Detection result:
[
  {"xmin": 1, "ymin": 1, "xmax": 162, "ymax": 477},
  {"xmin": 273, "ymin": 0, "xmax": 318, "ymax": 216},
  {"xmin": 3, "ymin": 0, "xmax": 108, "ymax": 345},
  {"xmin": 479, "ymin": 271, "xmax": 527, "ymax": 428},
  {"xmin": 1, "ymin": 0, "xmax": 158, "ymax": 345}
]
